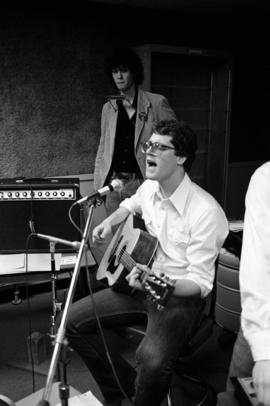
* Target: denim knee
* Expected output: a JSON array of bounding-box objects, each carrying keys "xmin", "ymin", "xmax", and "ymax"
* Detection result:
[{"xmin": 136, "ymin": 341, "xmax": 168, "ymax": 376}]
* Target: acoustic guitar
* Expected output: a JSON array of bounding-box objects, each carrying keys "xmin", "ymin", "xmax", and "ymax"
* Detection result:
[{"xmin": 97, "ymin": 214, "xmax": 175, "ymax": 309}]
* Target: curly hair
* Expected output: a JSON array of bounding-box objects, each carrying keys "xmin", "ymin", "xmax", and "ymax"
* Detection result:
[
  {"xmin": 105, "ymin": 48, "xmax": 144, "ymax": 86},
  {"xmin": 153, "ymin": 120, "xmax": 198, "ymax": 172}
]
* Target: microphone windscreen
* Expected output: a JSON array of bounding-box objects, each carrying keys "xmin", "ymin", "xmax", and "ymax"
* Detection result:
[{"xmin": 111, "ymin": 178, "xmax": 124, "ymax": 192}]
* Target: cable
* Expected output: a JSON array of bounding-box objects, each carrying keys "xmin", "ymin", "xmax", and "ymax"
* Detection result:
[
  {"xmin": 73, "ymin": 249, "xmax": 133, "ymax": 405},
  {"xmin": 68, "ymin": 202, "xmax": 83, "ymax": 238},
  {"xmin": 64, "ymin": 195, "xmax": 134, "ymax": 403}
]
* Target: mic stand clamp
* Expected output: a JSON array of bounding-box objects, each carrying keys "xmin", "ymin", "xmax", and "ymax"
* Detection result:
[
  {"xmin": 36, "ymin": 199, "xmax": 97, "ymax": 406},
  {"xmin": 49, "ymin": 242, "xmax": 62, "ymax": 340}
]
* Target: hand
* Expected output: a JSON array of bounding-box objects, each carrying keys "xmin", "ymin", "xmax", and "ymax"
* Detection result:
[
  {"xmin": 126, "ymin": 263, "xmax": 150, "ymax": 292},
  {"xmin": 253, "ymin": 360, "xmax": 270, "ymax": 405},
  {"xmin": 92, "ymin": 221, "xmax": 112, "ymax": 244}
]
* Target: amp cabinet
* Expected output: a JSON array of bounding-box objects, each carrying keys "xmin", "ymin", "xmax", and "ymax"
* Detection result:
[{"xmin": 0, "ymin": 177, "xmax": 81, "ymax": 253}]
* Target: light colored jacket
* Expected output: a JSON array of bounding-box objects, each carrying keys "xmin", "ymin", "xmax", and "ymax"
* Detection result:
[{"xmin": 94, "ymin": 88, "xmax": 176, "ymax": 189}]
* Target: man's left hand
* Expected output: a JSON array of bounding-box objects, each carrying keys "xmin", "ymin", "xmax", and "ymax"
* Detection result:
[{"xmin": 126, "ymin": 264, "xmax": 150, "ymax": 292}]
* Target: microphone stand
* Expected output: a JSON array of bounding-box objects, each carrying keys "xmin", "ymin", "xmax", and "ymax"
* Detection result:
[
  {"xmin": 37, "ymin": 199, "xmax": 96, "ymax": 406},
  {"xmin": 49, "ymin": 242, "xmax": 62, "ymax": 340}
]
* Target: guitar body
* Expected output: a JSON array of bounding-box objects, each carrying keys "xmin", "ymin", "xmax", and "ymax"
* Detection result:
[{"xmin": 97, "ymin": 215, "xmax": 158, "ymax": 292}]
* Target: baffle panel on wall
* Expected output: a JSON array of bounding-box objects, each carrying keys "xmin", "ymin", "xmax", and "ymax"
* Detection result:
[{"xmin": 135, "ymin": 44, "xmax": 232, "ymax": 206}]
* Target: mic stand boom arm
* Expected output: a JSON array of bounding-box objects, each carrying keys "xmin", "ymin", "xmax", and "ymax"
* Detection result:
[{"xmin": 37, "ymin": 202, "xmax": 96, "ymax": 406}]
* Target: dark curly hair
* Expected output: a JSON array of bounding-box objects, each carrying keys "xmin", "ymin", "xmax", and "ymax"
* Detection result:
[
  {"xmin": 153, "ymin": 120, "xmax": 198, "ymax": 172},
  {"xmin": 105, "ymin": 48, "xmax": 144, "ymax": 87}
]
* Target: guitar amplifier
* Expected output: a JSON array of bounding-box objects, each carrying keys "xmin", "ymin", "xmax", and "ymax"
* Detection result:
[{"xmin": 0, "ymin": 178, "xmax": 81, "ymax": 253}]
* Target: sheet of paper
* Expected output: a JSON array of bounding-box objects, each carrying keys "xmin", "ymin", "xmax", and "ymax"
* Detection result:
[
  {"xmin": 0, "ymin": 254, "xmax": 25, "ymax": 271},
  {"xmin": 25, "ymin": 253, "xmax": 62, "ymax": 271},
  {"xmin": 0, "ymin": 250, "xmax": 96, "ymax": 276},
  {"xmin": 60, "ymin": 255, "xmax": 78, "ymax": 267},
  {"xmin": 55, "ymin": 391, "xmax": 103, "ymax": 406}
]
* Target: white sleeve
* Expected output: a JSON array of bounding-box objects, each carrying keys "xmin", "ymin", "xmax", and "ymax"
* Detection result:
[
  {"xmin": 185, "ymin": 206, "xmax": 228, "ymax": 298},
  {"xmin": 241, "ymin": 164, "xmax": 270, "ymax": 361}
]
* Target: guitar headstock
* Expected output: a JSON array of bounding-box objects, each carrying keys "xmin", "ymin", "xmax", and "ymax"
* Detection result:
[{"xmin": 139, "ymin": 272, "xmax": 176, "ymax": 310}]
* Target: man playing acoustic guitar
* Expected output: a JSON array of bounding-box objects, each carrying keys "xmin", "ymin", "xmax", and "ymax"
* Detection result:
[{"xmin": 65, "ymin": 120, "xmax": 228, "ymax": 406}]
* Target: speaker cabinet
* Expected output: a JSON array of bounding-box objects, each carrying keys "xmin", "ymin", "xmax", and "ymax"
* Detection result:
[{"xmin": 0, "ymin": 178, "xmax": 81, "ymax": 253}]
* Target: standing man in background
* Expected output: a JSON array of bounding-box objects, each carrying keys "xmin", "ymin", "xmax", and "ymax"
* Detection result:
[
  {"xmin": 94, "ymin": 48, "xmax": 176, "ymax": 215},
  {"xmin": 227, "ymin": 162, "xmax": 270, "ymax": 406}
]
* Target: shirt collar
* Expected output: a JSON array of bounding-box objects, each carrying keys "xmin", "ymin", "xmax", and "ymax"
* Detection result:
[{"xmin": 154, "ymin": 173, "xmax": 192, "ymax": 216}]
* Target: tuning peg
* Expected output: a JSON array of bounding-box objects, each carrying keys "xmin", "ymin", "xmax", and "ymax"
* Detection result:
[{"xmin": 159, "ymin": 272, "xmax": 165, "ymax": 277}]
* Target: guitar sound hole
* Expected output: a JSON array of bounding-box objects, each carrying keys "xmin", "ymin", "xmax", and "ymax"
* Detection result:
[
  {"xmin": 117, "ymin": 244, "xmax": 127, "ymax": 263},
  {"xmin": 107, "ymin": 237, "xmax": 126, "ymax": 275}
]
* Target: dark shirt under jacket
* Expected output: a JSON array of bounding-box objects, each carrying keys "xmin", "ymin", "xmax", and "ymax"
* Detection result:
[{"xmin": 109, "ymin": 92, "xmax": 142, "ymax": 175}]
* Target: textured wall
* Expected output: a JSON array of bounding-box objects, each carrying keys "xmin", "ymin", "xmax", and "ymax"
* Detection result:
[
  {"xmin": 0, "ymin": 1, "xmax": 268, "ymax": 180},
  {"xmin": 0, "ymin": 1, "xmax": 230, "ymax": 179},
  {"xmin": 0, "ymin": 4, "xmax": 113, "ymax": 178}
]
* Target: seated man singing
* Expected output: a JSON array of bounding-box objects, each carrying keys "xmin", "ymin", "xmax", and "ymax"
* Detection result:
[{"xmin": 65, "ymin": 119, "xmax": 228, "ymax": 406}]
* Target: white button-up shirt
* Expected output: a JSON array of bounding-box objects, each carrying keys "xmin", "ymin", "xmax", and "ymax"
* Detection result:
[
  {"xmin": 120, "ymin": 174, "xmax": 228, "ymax": 298},
  {"xmin": 240, "ymin": 162, "xmax": 270, "ymax": 361}
]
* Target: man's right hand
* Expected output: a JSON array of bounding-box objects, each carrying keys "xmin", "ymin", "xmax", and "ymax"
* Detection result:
[
  {"xmin": 253, "ymin": 360, "xmax": 270, "ymax": 405},
  {"xmin": 92, "ymin": 221, "xmax": 112, "ymax": 244}
]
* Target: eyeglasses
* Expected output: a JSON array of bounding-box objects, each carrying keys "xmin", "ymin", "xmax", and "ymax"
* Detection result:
[{"xmin": 141, "ymin": 141, "xmax": 175, "ymax": 155}]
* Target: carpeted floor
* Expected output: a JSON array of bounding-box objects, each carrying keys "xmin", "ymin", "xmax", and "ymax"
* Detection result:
[{"xmin": 0, "ymin": 284, "xmax": 236, "ymax": 405}]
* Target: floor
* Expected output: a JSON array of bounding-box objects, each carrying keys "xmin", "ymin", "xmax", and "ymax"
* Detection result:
[{"xmin": 0, "ymin": 283, "xmax": 236, "ymax": 405}]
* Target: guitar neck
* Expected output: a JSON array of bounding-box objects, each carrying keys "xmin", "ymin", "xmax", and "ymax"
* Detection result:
[{"xmin": 119, "ymin": 248, "xmax": 151, "ymax": 285}]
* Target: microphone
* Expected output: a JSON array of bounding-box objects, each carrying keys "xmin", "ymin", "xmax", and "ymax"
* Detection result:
[
  {"xmin": 34, "ymin": 233, "xmax": 81, "ymax": 250},
  {"xmin": 76, "ymin": 178, "xmax": 123, "ymax": 205}
]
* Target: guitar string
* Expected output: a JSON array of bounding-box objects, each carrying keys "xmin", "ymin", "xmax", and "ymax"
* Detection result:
[
  {"xmin": 118, "ymin": 248, "xmax": 158, "ymax": 282},
  {"xmin": 119, "ymin": 249, "xmax": 152, "ymax": 287},
  {"xmin": 118, "ymin": 248, "xmax": 136, "ymax": 270}
]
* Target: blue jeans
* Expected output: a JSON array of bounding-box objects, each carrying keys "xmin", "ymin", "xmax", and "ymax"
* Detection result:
[
  {"xmin": 226, "ymin": 328, "xmax": 254, "ymax": 392},
  {"xmin": 65, "ymin": 287, "xmax": 204, "ymax": 406}
]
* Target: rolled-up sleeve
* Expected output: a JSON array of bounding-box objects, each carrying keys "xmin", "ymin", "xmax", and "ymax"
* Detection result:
[
  {"xmin": 185, "ymin": 207, "xmax": 228, "ymax": 298},
  {"xmin": 240, "ymin": 165, "xmax": 270, "ymax": 361}
]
